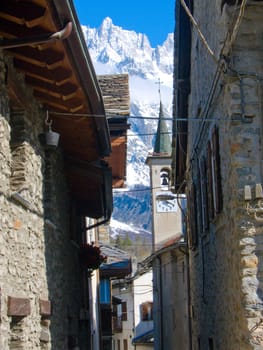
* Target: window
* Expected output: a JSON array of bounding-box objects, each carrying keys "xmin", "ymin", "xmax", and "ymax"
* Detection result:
[
  {"xmin": 199, "ymin": 156, "xmax": 209, "ymax": 232},
  {"xmin": 198, "ymin": 336, "xmax": 201, "ymax": 350},
  {"xmin": 187, "ymin": 182, "xmax": 198, "ymax": 249},
  {"xmin": 160, "ymin": 168, "xmax": 170, "ymax": 189},
  {"xmin": 206, "ymin": 140, "xmax": 215, "ymax": 220},
  {"xmin": 196, "ymin": 161, "xmax": 203, "ymax": 234},
  {"xmin": 112, "ymin": 303, "xmax": 122, "ymax": 332},
  {"xmin": 206, "ymin": 126, "xmax": 223, "ymax": 219},
  {"xmin": 186, "ymin": 130, "xmax": 221, "ymax": 243},
  {"xmin": 123, "ymin": 339, "xmax": 128, "ymax": 350},
  {"xmin": 211, "ymin": 126, "xmax": 223, "ymax": 214},
  {"xmin": 100, "ymin": 279, "xmax": 110, "ymax": 304},
  {"xmin": 208, "ymin": 337, "xmax": 214, "ymax": 350},
  {"xmin": 121, "ymin": 301, "xmax": 127, "ymax": 321},
  {"xmin": 140, "ymin": 302, "xmax": 153, "ymax": 321}
]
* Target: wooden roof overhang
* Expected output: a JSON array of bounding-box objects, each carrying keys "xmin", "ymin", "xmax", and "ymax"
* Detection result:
[
  {"xmin": 172, "ymin": 0, "xmax": 192, "ymax": 193},
  {"xmin": 0, "ymin": 0, "xmax": 113, "ymax": 219},
  {"xmin": 98, "ymin": 74, "xmax": 130, "ymax": 189}
]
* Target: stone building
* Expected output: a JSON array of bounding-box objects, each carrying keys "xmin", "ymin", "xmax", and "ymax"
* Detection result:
[
  {"xmin": 0, "ymin": 1, "xmax": 116, "ymax": 349},
  {"xmin": 112, "ymin": 267, "xmax": 154, "ymax": 350},
  {"xmin": 146, "ymin": 101, "xmax": 190, "ymax": 350},
  {"xmin": 173, "ymin": 0, "xmax": 263, "ymax": 349}
]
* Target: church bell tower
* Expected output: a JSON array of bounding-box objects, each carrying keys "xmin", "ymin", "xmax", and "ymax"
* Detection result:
[{"xmin": 146, "ymin": 98, "xmax": 183, "ymax": 251}]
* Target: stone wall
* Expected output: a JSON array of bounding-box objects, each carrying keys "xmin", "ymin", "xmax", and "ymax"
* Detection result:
[
  {"xmin": 0, "ymin": 54, "xmax": 81, "ymax": 349},
  {"xmin": 186, "ymin": 1, "xmax": 263, "ymax": 349}
]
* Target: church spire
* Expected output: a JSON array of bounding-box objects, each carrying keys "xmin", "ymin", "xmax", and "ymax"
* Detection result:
[{"xmin": 153, "ymin": 83, "xmax": 172, "ymax": 155}]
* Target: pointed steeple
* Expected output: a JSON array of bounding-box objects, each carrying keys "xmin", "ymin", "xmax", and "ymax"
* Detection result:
[{"xmin": 153, "ymin": 100, "xmax": 172, "ymax": 155}]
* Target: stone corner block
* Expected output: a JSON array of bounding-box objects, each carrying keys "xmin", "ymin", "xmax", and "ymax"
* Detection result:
[
  {"xmin": 7, "ymin": 296, "xmax": 31, "ymax": 317},
  {"xmin": 39, "ymin": 299, "xmax": 52, "ymax": 316},
  {"xmin": 40, "ymin": 327, "xmax": 50, "ymax": 343}
]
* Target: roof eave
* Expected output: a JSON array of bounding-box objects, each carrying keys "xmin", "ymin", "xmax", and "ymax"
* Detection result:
[{"xmin": 49, "ymin": 0, "xmax": 111, "ymax": 157}]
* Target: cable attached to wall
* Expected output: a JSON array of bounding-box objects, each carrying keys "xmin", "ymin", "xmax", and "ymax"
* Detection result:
[
  {"xmin": 177, "ymin": 0, "xmax": 251, "ymax": 183},
  {"xmin": 178, "ymin": 0, "xmax": 219, "ymax": 64}
]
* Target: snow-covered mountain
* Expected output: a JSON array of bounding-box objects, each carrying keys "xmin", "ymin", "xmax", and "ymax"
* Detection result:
[
  {"xmin": 82, "ymin": 17, "xmax": 173, "ymax": 81},
  {"xmin": 81, "ymin": 17, "xmax": 174, "ymax": 234}
]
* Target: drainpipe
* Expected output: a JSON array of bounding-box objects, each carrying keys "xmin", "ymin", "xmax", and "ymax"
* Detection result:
[
  {"xmin": 156, "ymin": 256, "xmax": 163, "ymax": 350},
  {"xmin": 0, "ymin": 22, "xmax": 72, "ymax": 49},
  {"xmin": 186, "ymin": 248, "xmax": 193, "ymax": 350},
  {"xmin": 179, "ymin": 246, "xmax": 193, "ymax": 350}
]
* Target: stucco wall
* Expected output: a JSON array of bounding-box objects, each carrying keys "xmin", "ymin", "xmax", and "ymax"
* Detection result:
[
  {"xmin": 187, "ymin": 1, "xmax": 263, "ymax": 349},
  {"xmin": 147, "ymin": 157, "xmax": 183, "ymax": 248},
  {"xmin": 112, "ymin": 283, "xmax": 134, "ymax": 350},
  {"xmin": 0, "ymin": 55, "xmax": 81, "ymax": 349},
  {"xmin": 152, "ymin": 248, "xmax": 189, "ymax": 350}
]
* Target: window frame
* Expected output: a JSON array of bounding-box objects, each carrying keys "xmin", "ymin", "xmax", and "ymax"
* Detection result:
[{"xmin": 140, "ymin": 301, "xmax": 153, "ymax": 322}]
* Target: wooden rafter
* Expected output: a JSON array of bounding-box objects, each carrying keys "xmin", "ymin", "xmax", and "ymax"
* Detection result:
[{"xmin": 0, "ymin": 1, "xmax": 47, "ymax": 27}]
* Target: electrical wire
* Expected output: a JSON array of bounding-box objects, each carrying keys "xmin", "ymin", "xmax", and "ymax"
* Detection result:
[
  {"xmin": 176, "ymin": 0, "xmax": 252, "ymax": 177},
  {"xmin": 176, "ymin": 0, "xmax": 252, "ymax": 180},
  {"xmin": 126, "ymin": 131, "xmax": 172, "ymax": 137},
  {"xmin": 222, "ymin": 0, "xmax": 248, "ymax": 57},
  {"xmin": 51, "ymin": 110, "xmax": 248, "ymax": 122},
  {"xmin": 113, "ymin": 184, "xmax": 187, "ymax": 194}
]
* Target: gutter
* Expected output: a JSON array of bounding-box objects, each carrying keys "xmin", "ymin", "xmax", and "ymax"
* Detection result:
[
  {"xmin": 50, "ymin": 0, "xmax": 111, "ymax": 157},
  {"xmin": 186, "ymin": 245, "xmax": 193, "ymax": 350},
  {"xmin": 156, "ymin": 256, "xmax": 164, "ymax": 350}
]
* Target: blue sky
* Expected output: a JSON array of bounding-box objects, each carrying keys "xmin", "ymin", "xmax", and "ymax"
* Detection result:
[{"xmin": 73, "ymin": 0, "xmax": 175, "ymax": 48}]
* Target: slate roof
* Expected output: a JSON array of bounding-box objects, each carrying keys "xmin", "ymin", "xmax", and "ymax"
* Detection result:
[{"xmin": 153, "ymin": 101, "xmax": 172, "ymax": 155}]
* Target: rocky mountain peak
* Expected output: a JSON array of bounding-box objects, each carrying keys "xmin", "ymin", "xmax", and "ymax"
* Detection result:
[{"xmin": 81, "ymin": 17, "xmax": 174, "ymax": 233}]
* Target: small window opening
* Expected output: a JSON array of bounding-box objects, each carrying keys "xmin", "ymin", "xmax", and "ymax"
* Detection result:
[
  {"xmin": 209, "ymin": 337, "xmax": 214, "ymax": 350},
  {"xmin": 140, "ymin": 301, "xmax": 153, "ymax": 321},
  {"xmin": 160, "ymin": 168, "xmax": 170, "ymax": 189}
]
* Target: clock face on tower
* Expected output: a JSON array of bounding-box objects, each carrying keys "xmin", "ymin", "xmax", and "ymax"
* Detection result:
[{"xmin": 156, "ymin": 192, "xmax": 177, "ymax": 213}]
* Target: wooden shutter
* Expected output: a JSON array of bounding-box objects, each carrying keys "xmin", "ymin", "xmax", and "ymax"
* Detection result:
[
  {"xmin": 187, "ymin": 183, "xmax": 198, "ymax": 249},
  {"xmin": 123, "ymin": 339, "xmax": 128, "ymax": 350},
  {"xmin": 200, "ymin": 156, "xmax": 209, "ymax": 231},
  {"xmin": 206, "ymin": 141, "xmax": 215, "ymax": 220},
  {"xmin": 211, "ymin": 126, "xmax": 223, "ymax": 213},
  {"xmin": 121, "ymin": 301, "xmax": 127, "ymax": 321},
  {"xmin": 197, "ymin": 164, "xmax": 203, "ymax": 235}
]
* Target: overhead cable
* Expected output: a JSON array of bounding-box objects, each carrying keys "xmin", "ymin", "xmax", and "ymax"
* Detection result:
[{"xmin": 51, "ymin": 110, "xmax": 247, "ymax": 122}]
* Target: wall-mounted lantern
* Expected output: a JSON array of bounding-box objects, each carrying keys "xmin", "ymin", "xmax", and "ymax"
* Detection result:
[{"xmin": 40, "ymin": 110, "xmax": 60, "ymax": 150}]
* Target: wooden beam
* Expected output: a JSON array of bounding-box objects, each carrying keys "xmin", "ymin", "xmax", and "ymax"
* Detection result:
[
  {"xmin": 0, "ymin": 1, "xmax": 47, "ymax": 28},
  {"xmin": 33, "ymin": 90, "xmax": 84, "ymax": 112},
  {"xmin": 14, "ymin": 58, "xmax": 72, "ymax": 84},
  {"xmin": 0, "ymin": 17, "xmax": 48, "ymax": 38},
  {"xmin": 7, "ymin": 46, "xmax": 65, "ymax": 69},
  {"xmin": 25, "ymin": 76, "xmax": 79, "ymax": 101}
]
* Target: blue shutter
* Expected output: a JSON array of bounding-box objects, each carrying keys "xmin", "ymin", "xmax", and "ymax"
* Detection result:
[{"xmin": 100, "ymin": 278, "xmax": 110, "ymax": 304}]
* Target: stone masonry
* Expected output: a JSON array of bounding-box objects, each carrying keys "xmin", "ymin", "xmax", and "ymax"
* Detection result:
[
  {"xmin": 0, "ymin": 54, "xmax": 81, "ymax": 349},
  {"xmin": 185, "ymin": 1, "xmax": 263, "ymax": 349}
]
